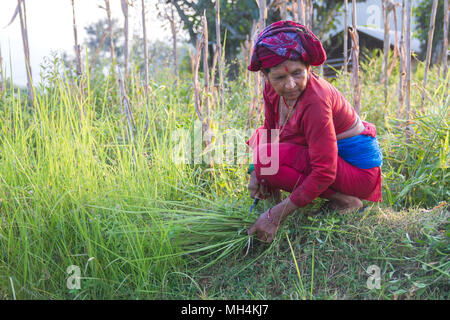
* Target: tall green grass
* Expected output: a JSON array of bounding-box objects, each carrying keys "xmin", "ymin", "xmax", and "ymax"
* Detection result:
[{"xmin": 0, "ymin": 51, "xmax": 447, "ymax": 299}]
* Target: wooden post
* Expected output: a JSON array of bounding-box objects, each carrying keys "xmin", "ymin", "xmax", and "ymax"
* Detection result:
[
  {"xmin": 104, "ymin": 0, "xmax": 116, "ymax": 64},
  {"xmin": 121, "ymin": 0, "xmax": 129, "ymax": 80},
  {"xmin": 405, "ymin": 0, "xmax": 411, "ymax": 122},
  {"xmin": 71, "ymin": 0, "xmax": 82, "ymax": 78},
  {"xmin": 18, "ymin": 0, "xmax": 34, "ymax": 105},
  {"xmin": 398, "ymin": 0, "xmax": 407, "ymax": 117},
  {"xmin": 281, "ymin": 0, "xmax": 287, "ymax": 20},
  {"xmin": 443, "ymin": 0, "xmax": 448, "ymax": 94},
  {"xmin": 297, "ymin": 0, "xmax": 305, "ymax": 25},
  {"xmin": 215, "ymin": 0, "xmax": 224, "ymax": 111},
  {"xmin": 382, "ymin": 0, "xmax": 390, "ymax": 105},
  {"xmin": 420, "ymin": 0, "xmax": 439, "ymax": 111},
  {"xmin": 259, "ymin": 0, "xmax": 266, "ymax": 29},
  {"xmin": 141, "ymin": 0, "xmax": 150, "ymax": 131},
  {"xmin": 344, "ymin": 0, "xmax": 348, "ymax": 74},
  {"xmin": 350, "ymin": 0, "xmax": 360, "ymax": 115},
  {"xmin": 0, "ymin": 46, "xmax": 4, "ymax": 94}
]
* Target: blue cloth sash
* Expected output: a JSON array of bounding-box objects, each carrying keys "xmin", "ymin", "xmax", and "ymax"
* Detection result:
[{"xmin": 337, "ymin": 134, "xmax": 383, "ymax": 169}]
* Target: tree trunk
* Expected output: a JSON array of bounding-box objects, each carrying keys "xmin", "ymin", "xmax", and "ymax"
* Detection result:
[
  {"xmin": 0, "ymin": 46, "xmax": 4, "ymax": 94},
  {"xmin": 420, "ymin": 0, "xmax": 439, "ymax": 111}
]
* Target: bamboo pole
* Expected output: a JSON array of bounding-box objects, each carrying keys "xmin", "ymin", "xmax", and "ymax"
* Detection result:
[
  {"xmin": 420, "ymin": 0, "xmax": 439, "ymax": 111},
  {"xmin": 405, "ymin": 0, "xmax": 411, "ymax": 121},
  {"xmin": 350, "ymin": 0, "xmax": 360, "ymax": 115},
  {"xmin": 297, "ymin": 0, "xmax": 305, "ymax": 25},
  {"xmin": 281, "ymin": 0, "xmax": 287, "ymax": 20},
  {"xmin": 71, "ymin": 0, "xmax": 83, "ymax": 78},
  {"xmin": 121, "ymin": 0, "xmax": 129, "ymax": 80},
  {"xmin": 382, "ymin": 0, "xmax": 390, "ymax": 105},
  {"xmin": 201, "ymin": 12, "xmax": 213, "ymax": 153},
  {"xmin": 19, "ymin": 0, "xmax": 34, "ymax": 105},
  {"xmin": 215, "ymin": 0, "xmax": 224, "ymax": 112},
  {"xmin": 344, "ymin": 0, "xmax": 348, "ymax": 74},
  {"xmin": 170, "ymin": 1, "xmax": 178, "ymax": 79},
  {"xmin": 141, "ymin": 0, "xmax": 150, "ymax": 131},
  {"xmin": 443, "ymin": 0, "xmax": 448, "ymax": 94},
  {"xmin": 398, "ymin": 0, "xmax": 407, "ymax": 117},
  {"xmin": 259, "ymin": 0, "xmax": 266, "ymax": 29},
  {"xmin": 104, "ymin": 0, "xmax": 116, "ymax": 64},
  {"xmin": 0, "ymin": 46, "xmax": 4, "ymax": 94}
]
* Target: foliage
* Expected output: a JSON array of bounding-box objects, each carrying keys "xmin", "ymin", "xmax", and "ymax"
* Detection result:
[{"xmin": 0, "ymin": 50, "xmax": 448, "ymax": 299}]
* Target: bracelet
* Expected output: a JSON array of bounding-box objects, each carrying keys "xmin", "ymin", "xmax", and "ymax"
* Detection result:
[{"xmin": 266, "ymin": 208, "xmax": 279, "ymax": 226}]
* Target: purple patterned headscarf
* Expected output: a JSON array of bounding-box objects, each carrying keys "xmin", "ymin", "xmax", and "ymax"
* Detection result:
[{"xmin": 248, "ymin": 20, "xmax": 327, "ymax": 72}]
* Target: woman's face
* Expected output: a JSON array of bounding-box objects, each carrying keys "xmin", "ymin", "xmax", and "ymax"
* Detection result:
[{"xmin": 264, "ymin": 60, "xmax": 310, "ymax": 102}]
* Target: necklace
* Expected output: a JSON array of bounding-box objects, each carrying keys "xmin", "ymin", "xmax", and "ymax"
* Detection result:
[{"xmin": 274, "ymin": 95, "xmax": 301, "ymax": 143}]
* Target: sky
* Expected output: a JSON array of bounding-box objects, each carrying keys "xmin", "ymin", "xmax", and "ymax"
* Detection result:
[{"xmin": 0, "ymin": 0, "xmax": 172, "ymax": 86}]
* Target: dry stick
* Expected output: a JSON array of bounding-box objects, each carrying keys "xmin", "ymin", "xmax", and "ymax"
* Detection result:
[
  {"xmin": 216, "ymin": 0, "xmax": 224, "ymax": 112},
  {"xmin": 259, "ymin": 0, "xmax": 266, "ymax": 29},
  {"xmin": 405, "ymin": 0, "xmax": 412, "ymax": 124},
  {"xmin": 141, "ymin": 0, "xmax": 150, "ymax": 132},
  {"xmin": 210, "ymin": 44, "xmax": 219, "ymax": 111},
  {"xmin": 104, "ymin": 0, "xmax": 116, "ymax": 64},
  {"xmin": 420, "ymin": 0, "xmax": 438, "ymax": 111},
  {"xmin": 0, "ymin": 46, "xmax": 4, "ymax": 94},
  {"xmin": 201, "ymin": 12, "xmax": 213, "ymax": 160},
  {"xmin": 298, "ymin": 0, "xmax": 305, "ymax": 25},
  {"xmin": 344, "ymin": 0, "xmax": 348, "ymax": 75},
  {"xmin": 398, "ymin": 0, "xmax": 407, "ymax": 118},
  {"xmin": 71, "ymin": 0, "xmax": 82, "ymax": 78},
  {"xmin": 121, "ymin": 0, "xmax": 129, "ymax": 80},
  {"xmin": 17, "ymin": 0, "xmax": 34, "ymax": 106},
  {"xmin": 386, "ymin": 3, "xmax": 400, "ymax": 80},
  {"xmin": 117, "ymin": 66, "xmax": 136, "ymax": 163},
  {"xmin": 169, "ymin": 1, "xmax": 178, "ymax": 80},
  {"xmin": 350, "ymin": 0, "xmax": 361, "ymax": 116},
  {"xmin": 442, "ymin": 0, "xmax": 448, "ymax": 96},
  {"xmin": 281, "ymin": 0, "xmax": 287, "ymax": 20},
  {"xmin": 192, "ymin": 35, "xmax": 205, "ymax": 125},
  {"xmin": 382, "ymin": 0, "xmax": 390, "ymax": 105},
  {"xmin": 89, "ymin": 32, "xmax": 108, "ymax": 74}
]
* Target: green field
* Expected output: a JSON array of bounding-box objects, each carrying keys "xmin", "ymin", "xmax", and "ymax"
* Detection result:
[{"xmin": 0, "ymin": 52, "xmax": 448, "ymax": 299}]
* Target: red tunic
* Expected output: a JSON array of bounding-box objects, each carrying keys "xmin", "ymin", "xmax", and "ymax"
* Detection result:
[{"xmin": 247, "ymin": 72, "xmax": 382, "ymax": 207}]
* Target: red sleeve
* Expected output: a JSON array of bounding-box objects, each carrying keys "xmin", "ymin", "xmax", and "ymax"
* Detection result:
[{"xmin": 289, "ymin": 99, "xmax": 338, "ymax": 207}]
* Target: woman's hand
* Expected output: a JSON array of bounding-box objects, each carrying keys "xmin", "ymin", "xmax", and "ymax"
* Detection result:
[
  {"xmin": 247, "ymin": 198, "xmax": 299, "ymax": 243},
  {"xmin": 248, "ymin": 171, "xmax": 271, "ymax": 199},
  {"xmin": 247, "ymin": 209, "xmax": 279, "ymax": 243}
]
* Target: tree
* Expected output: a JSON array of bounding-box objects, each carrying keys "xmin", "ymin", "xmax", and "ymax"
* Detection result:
[{"xmin": 414, "ymin": 0, "xmax": 446, "ymax": 63}]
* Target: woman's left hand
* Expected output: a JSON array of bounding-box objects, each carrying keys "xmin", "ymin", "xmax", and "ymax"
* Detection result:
[
  {"xmin": 247, "ymin": 209, "xmax": 280, "ymax": 243},
  {"xmin": 247, "ymin": 198, "xmax": 298, "ymax": 243}
]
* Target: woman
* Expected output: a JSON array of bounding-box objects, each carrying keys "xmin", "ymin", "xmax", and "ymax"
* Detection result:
[{"xmin": 246, "ymin": 21, "xmax": 383, "ymax": 243}]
